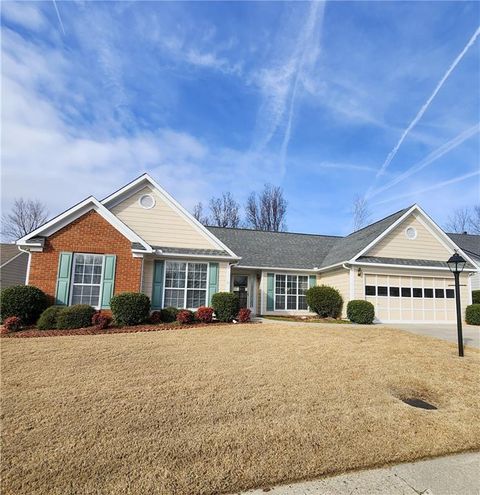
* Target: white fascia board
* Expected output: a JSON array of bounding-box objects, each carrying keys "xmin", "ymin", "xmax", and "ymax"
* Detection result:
[
  {"xmin": 315, "ymin": 262, "xmax": 347, "ymax": 272},
  {"xmin": 350, "ymin": 261, "xmax": 477, "ymax": 272},
  {"xmin": 16, "ymin": 196, "xmax": 152, "ymax": 253},
  {"xmin": 153, "ymin": 252, "xmax": 240, "ymax": 261},
  {"xmin": 235, "ymin": 265, "xmax": 317, "ymax": 272},
  {"xmin": 350, "ymin": 205, "xmax": 417, "ymax": 262},
  {"xmin": 101, "ymin": 174, "xmax": 239, "ymax": 258}
]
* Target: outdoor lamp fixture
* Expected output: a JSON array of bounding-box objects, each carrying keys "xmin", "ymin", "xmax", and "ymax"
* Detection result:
[{"xmin": 447, "ymin": 251, "xmax": 467, "ymax": 357}]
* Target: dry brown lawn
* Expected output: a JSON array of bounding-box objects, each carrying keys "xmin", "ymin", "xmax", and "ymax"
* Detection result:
[{"xmin": 1, "ymin": 323, "xmax": 479, "ymax": 495}]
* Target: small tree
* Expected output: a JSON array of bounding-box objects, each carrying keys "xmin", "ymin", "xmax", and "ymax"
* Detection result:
[
  {"xmin": 469, "ymin": 205, "xmax": 480, "ymax": 235},
  {"xmin": 193, "ymin": 202, "xmax": 209, "ymax": 225},
  {"xmin": 209, "ymin": 192, "xmax": 240, "ymax": 228},
  {"xmin": 445, "ymin": 207, "xmax": 471, "ymax": 233},
  {"xmin": 245, "ymin": 184, "xmax": 287, "ymax": 231},
  {"xmin": 352, "ymin": 194, "xmax": 371, "ymax": 231},
  {"xmin": 2, "ymin": 198, "xmax": 48, "ymax": 241}
]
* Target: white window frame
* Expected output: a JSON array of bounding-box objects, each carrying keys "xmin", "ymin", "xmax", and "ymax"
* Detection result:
[
  {"xmin": 69, "ymin": 253, "xmax": 106, "ymax": 309},
  {"xmin": 163, "ymin": 260, "xmax": 210, "ymax": 310},
  {"xmin": 274, "ymin": 273, "xmax": 309, "ymax": 311}
]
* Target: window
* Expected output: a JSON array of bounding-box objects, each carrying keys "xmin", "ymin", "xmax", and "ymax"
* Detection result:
[
  {"xmin": 389, "ymin": 287, "xmax": 400, "ymax": 297},
  {"xmin": 424, "ymin": 288, "xmax": 433, "ymax": 298},
  {"xmin": 139, "ymin": 194, "xmax": 155, "ymax": 209},
  {"xmin": 377, "ymin": 286, "xmax": 388, "ymax": 296},
  {"xmin": 365, "ymin": 285, "xmax": 376, "ymax": 296},
  {"xmin": 401, "ymin": 287, "xmax": 411, "ymax": 297},
  {"xmin": 405, "ymin": 227, "xmax": 417, "ymax": 240},
  {"xmin": 71, "ymin": 254, "xmax": 104, "ymax": 307},
  {"xmin": 435, "ymin": 289, "xmax": 445, "ymax": 298},
  {"xmin": 446, "ymin": 289, "xmax": 455, "ymax": 299},
  {"xmin": 413, "ymin": 288, "xmax": 423, "ymax": 298},
  {"xmin": 164, "ymin": 261, "xmax": 207, "ymax": 309},
  {"xmin": 275, "ymin": 274, "xmax": 309, "ymax": 310}
]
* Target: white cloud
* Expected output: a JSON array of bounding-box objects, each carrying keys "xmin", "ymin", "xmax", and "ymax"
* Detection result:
[{"xmin": 1, "ymin": 1, "xmax": 46, "ymax": 31}]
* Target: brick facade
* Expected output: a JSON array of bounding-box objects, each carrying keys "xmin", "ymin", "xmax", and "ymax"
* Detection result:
[{"xmin": 29, "ymin": 210, "xmax": 142, "ymax": 304}]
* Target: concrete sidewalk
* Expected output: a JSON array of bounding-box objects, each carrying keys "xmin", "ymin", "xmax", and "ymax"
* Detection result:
[{"xmin": 240, "ymin": 452, "xmax": 480, "ymax": 495}]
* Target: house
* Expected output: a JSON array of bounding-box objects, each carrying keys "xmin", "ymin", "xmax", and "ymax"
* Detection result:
[
  {"xmin": 16, "ymin": 174, "xmax": 479, "ymax": 323},
  {"xmin": 446, "ymin": 232, "xmax": 480, "ymax": 290},
  {"xmin": 0, "ymin": 243, "xmax": 28, "ymax": 290}
]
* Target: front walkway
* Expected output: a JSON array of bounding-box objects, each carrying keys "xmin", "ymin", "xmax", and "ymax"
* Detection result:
[{"xmin": 241, "ymin": 452, "xmax": 480, "ymax": 494}]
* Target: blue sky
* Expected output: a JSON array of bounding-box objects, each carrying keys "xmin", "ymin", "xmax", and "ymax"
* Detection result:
[{"xmin": 1, "ymin": 1, "xmax": 479, "ymax": 235}]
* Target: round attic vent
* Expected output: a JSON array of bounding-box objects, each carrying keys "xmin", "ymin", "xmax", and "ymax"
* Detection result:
[
  {"xmin": 405, "ymin": 227, "xmax": 417, "ymax": 240},
  {"xmin": 139, "ymin": 194, "xmax": 155, "ymax": 209}
]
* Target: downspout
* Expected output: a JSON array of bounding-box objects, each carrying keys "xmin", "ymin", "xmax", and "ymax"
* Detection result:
[{"xmin": 18, "ymin": 246, "xmax": 31, "ymax": 285}]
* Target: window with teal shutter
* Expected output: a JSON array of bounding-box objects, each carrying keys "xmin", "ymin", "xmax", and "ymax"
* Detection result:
[
  {"xmin": 55, "ymin": 252, "xmax": 73, "ymax": 305},
  {"xmin": 309, "ymin": 275, "xmax": 317, "ymax": 288},
  {"xmin": 208, "ymin": 263, "xmax": 219, "ymax": 305},
  {"xmin": 266, "ymin": 273, "xmax": 274, "ymax": 311},
  {"xmin": 101, "ymin": 255, "xmax": 116, "ymax": 309},
  {"xmin": 152, "ymin": 260, "xmax": 164, "ymax": 309}
]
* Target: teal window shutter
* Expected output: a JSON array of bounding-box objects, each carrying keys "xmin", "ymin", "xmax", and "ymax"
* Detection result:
[
  {"xmin": 101, "ymin": 255, "xmax": 116, "ymax": 309},
  {"xmin": 152, "ymin": 260, "xmax": 164, "ymax": 309},
  {"xmin": 55, "ymin": 252, "xmax": 73, "ymax": 305},
  {"xmin": 208, "ymin": 263, "xmax": 219, "ymax": 305},
  {"xmin": 266, "ymin": 273, "xmax": 274, "ymax": 311},
  {"xmin": 309, "ymin": 275, "xmax": 317, "ymax": 288}
]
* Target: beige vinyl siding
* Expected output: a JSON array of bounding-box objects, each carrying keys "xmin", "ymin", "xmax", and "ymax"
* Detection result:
[
  {"xmin": 319, "ymin": 267, "xmax": 350, "ymax": 317},
  {"xmin": 112, "ymin": 186, "xmax": 218, "ymax": 249},
  {"xmin": 368, "ymin": 213, "xmax": 451, "ymax": 261},
  {"xmin": 0, "ymin": 253, "xmax": 28, "ymax": 290},
  {"xmin": 141, "ymin": 259, "xmax": 229, "ymax": 305}
]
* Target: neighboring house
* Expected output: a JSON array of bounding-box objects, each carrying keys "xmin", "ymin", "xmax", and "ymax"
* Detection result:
[
  {"xmin": 16, "ymin": 174, "xmax": 479, "ymax": 324},
  {"xmin": 447, "ymin": 232, "xmax": 480, "ymax": 290},
  {"xmin": 0, "ymin": 243, "xmax": 28, "ymax": 290}
]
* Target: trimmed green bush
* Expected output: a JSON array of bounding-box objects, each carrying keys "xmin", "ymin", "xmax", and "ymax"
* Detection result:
[
  {"xmin": 305, "ymin": 285, "xmax": 343, "ymax": 318},
  {"xmin": 347, "ymin": 300, "xmax": 375, "ymax": 324},
  {"xmin": 110, "ymin": 292, "xmax": 150, "ymax": 326},
  {"xmin": 56, "ymin": 304, "xmax": 96, "ymax": 330},
  {"xmin": 160, "ymin": 306, "xmax": 179, "ymax": 323},
  {"xmin": 465, "ymin": 304, "xmax": 480, "ymax": 325},
  {"xmin": 211, "ymin": 292, "xmax": 239, "ymax": 322},
  {"xmin": 0, "ymin": 285, "xmax": 48, "ymax": 324},
  {"xmin": 37, "ymin": 306, "xmax": 64, "ymax": 330},
  {"xmin": 472, "ymin": 290, "xmax": 480, "ymax": 305}
]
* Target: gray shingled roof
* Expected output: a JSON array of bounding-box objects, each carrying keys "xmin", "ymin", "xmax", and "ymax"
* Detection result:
[
  {"xmin": 447, "ymin": 233, "xmax": 480, "ymax": 259},
  {"xmin": 208, "ymin": 206, "xmax": 411, "ymax": 270},
  {"xmin": 357, "ymin": 256, "xmax": 475, "ymax": 269},
  {"xmin": 207, "ymin": 227, "xmax": 340, "ymax": 269}
]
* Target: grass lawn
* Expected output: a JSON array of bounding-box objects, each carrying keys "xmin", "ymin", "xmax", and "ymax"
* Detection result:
[{"xmin": 1, "ymin": 323, "xmax": 479, "ymax": 495}]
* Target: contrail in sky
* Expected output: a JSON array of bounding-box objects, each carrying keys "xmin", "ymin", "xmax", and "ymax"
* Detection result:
[
  {"xmin": 52, "ymin": 0, "xmax": 66, "ymax": 35},
  {"xmin": 368, "ymin": 123, "xmax": 480, "ymax": 199},
  {"xmin": 367, "ymin": 25, "xmax": 480, "ymax": 197}
]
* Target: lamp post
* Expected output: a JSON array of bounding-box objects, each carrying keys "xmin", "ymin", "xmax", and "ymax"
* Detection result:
[{"xmin": 447, "ymin": 251, "xmax": 466, "ymax": 357}]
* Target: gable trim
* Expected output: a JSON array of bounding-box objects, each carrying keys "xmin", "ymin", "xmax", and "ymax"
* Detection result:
[
  {"xmin": 101, "ymin": 174, "xmax": 239, "ymax": 259},
  {"xmin": 16, "ymin": 197, "xmax": 152, "ymax": 252}
]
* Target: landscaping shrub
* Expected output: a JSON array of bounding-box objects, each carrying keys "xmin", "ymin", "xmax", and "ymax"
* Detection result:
[
  {"xmin": 177, "ymin": 309, "xmax": 194, "ymax": 324},
  {"xmin": 211, "ymin": 292, "xmax": 239, "ymax": 322},
  {"xmin": 465, "ymin": 304, "xmax": 480, "ymax": 325},
  {"xmin": 92, "ymin": 312, "xmax": 111, "ymax": 330},
  {"xmin": 149, "ymin": 311, "xmax": 163, "ymax": 324},
  {"xmin": 56, "ymin": 305, "xmax": 96, "ymax": 330},
  {"xmin": 237, "ymin": 308, "xmax": 251, "ymax": 323},
  {"xmin": 195, "ymin": 306, "xmax": 214, "ymax": 323},
  {"xmin": 37, "ymin": 306, "xmax": 64, "ymax": 330},
  {"xmin": 110, "ymin": 292, "xmax": 150, "ymax": 326},
  {"xmin": 3, "ymin": 316, "xmax": 22, "ymax": 333},
  {"xmin": 347, "ymin": 300, "xmax": 375, "ymax": 324},
  {"xmin": 305, "ymin": 285, "xmax": 343, "ymax": 318},
  {"xmin": 0, "ymin": 285, "xmax": 48, "ymax": 324},
  {"xmin": 472, "ymin": 290, "xmax": 480, "ymax": 305},
  {"xmin": 160, "ymin": 306, "xmax": 179, "ymax": 323}
]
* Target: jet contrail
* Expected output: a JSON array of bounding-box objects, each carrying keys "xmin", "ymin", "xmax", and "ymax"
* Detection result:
[
  {"xmin": 367, "ymin": 25, "xmax": 480, "ymax": 197},
  {"xmin": 52, "ymin": 0, "xmax": 66, "ymax": 35},
  {"xmin": 373, "ymin": 170, "xmax": 480, "ymax": 206},
  {"xmin": 368, "ymin": 123, "xmax": 480, "ymax": 199}
]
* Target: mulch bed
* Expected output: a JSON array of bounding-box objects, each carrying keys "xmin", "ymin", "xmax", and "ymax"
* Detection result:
[{"xmin": 1, "ymin": 321, "xmax": 257, "ymax": 339}]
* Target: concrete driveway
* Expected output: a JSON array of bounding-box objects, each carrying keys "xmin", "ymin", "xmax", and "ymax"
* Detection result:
[{"xmin": 385, "ymin": 323, "xmax": 479, "ymax": 349}]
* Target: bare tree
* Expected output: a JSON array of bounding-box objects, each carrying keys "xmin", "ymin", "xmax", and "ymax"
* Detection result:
[
  {"xmin": 209, "ymin": 192, "xmax": 240, "ymax": 228},
  {"xmin": 2, "ymin": 198, "xmax": 48, "ymax": 241},
  {"xmin": 469, "ymin": 205, "xmax": 480, "ymax": 235},
  {"xmin": 352, "ymin": 195, "xmax": 371, "ymax": 231},
  {"xmin": 245, "ymin": 184, "xmax": 287, "ymax": 231},
  {"xmin": 445, "ymin": 207, "xmax": 471, "ymax": 233},
  {"xmin": 192, "ymin": 202, "xmax": 209, "ymax": 225}
]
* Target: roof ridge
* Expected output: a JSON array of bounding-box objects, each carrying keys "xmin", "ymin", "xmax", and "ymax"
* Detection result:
[{"xmin": 206, "ymin": 225, "xmax": 343, "ymax": 238}]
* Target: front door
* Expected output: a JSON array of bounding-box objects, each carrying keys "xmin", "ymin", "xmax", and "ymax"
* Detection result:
[{"xmin": 233, "ymin": 275, "xmax": 249, "ymax": 309}]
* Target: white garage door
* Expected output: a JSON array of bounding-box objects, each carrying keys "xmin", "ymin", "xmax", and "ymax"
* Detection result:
[{"xmin": 364, "ymin": 274, "xmax": 456, "ymax": 323}]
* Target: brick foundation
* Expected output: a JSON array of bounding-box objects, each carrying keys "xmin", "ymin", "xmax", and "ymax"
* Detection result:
[{"xmin": 29, "ymin": 210, "xmax": 142, "ymax": 304}]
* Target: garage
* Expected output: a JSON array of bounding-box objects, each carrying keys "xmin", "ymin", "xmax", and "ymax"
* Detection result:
[{"xmin": 364, "ymin": 274, "xmax": 456, "ymax": 323}]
